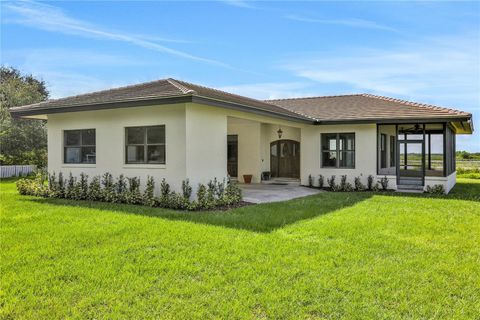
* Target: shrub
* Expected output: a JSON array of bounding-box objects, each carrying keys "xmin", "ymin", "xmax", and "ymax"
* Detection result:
[
  {"xmin": 158, "ymin": 178, "xmax": 171, "ymax": 207},
  {"xmin": 354, "ymin": 176, "xmax": 365, "ymax": 191},
  {"xmin": 16, "ymin": 171, "xmax": 243, "ymax": 211},
  {"xmin": 318, "ymin": 175, "xmax": 324, "ymax": 189},
  {"xmin": 114, "ymin": 174, "xmax": 127, "ymax": 203},
  {"xmin": 379, "ymin": 176, "xmax": 389, "ymax": 191},
  {"xmin": 182, "ymin": 179, "xmax": 192, "ymax": 200},
  {"xmin": 372, "ymin": 182, "xmax": 380, "ymax": 192},
  {"xmin": 57, "ymin": 172, "xmax": 65, "ymax": 198},
  {"xmin": 367, "ymin": 175, "xmax": 374, "ymax": 191},
  {"xmin": 216, "ymin": 178, "xmax": 226, "ymax": 199},
  {"xmin": 142, "ymin": 176, "xmax": 156, "ymax": 207},
  {"xmin": 340, "ymin": 175, "xmax": 347, "ymax": 190},
  {"xmin": 88, "ymin": 176, "xmax": 102, "ymax": 201},
  {"xmin": 65, "ymin": 173, "xmax": 76, "ymax": 199},
  {"xmin": 78, "ymin": 173, "xmax": 89, "ymax": 200},
  {"xmin": 207, "ymin": 179, "xmax": 217, "ymax": 204},
  {"xmin": 308, "ymin": 174, "xmax": 313, "ymax": 187},
  {"xmin": 16, "ymin": 172, "xmax": 48, "ymax": 197},
  {"xmin": 48, "ymin": 172, "xmax": 60, "ymax": 198},
  {"xmin": 222, "ymin": 180, "xmax": 242, "ymax": 206},
  {"xmin": 196, "ymin": 183, "xmax": 211, "ymax": 209},
  {"xmin": 327, "ymin": 175, "xmax": 336, "ymax": 190},
  {"xmin": 337, "ymin": 175, "xmax": 353, "ymax": 192},
  {"xmin": 101, "ymin": 172, "xmax": 116, "ymax": 202},
  {"xmin": 426, "ymin": 184, "xmax": 445, "ymax": 195},
  {"xmin": 126, "ymin": 177, "xmax": 142, "ymax": 204}
]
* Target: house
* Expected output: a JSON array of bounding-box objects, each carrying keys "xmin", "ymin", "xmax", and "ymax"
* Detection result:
[{"xmin": 10, "ymin": 78, "xmax": 473, "ymax": 194}]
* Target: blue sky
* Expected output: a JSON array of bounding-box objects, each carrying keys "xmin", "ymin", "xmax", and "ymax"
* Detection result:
[{"xmin": 1, "ymin": 0, "xmax": 479, "ymax": 151}]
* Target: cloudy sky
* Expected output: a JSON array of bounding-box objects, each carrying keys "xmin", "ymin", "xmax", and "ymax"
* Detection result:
[{"xmin": 1, "ymin": 1, "xmax": 479, "ymax": 150}]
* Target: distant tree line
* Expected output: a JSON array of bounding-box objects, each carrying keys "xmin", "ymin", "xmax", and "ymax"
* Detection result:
[
  {"xmin": 0, "ymin": 66, "xmax": 48, "ymax": 167},
  {"xmin": 456, "ymin": 151, "xmax": 480, "ymax": 161}
]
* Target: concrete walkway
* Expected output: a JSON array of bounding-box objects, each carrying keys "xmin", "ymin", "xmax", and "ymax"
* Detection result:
[{"xmin": 239, "ymin": 183, "xmax": 322, "ymax": 204}]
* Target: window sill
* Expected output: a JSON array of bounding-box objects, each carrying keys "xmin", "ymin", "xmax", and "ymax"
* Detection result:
[
  {"xmin": 62, "ymin": 164, "xmax": 96, "ymax": 168},
  {"xmin": 123, "ymin": 164, "xmax": 166, "ymax": 169}
]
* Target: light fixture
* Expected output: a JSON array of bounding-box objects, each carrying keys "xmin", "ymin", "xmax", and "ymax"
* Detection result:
[{"xmin": 277, "ymin": 127, "xmax": 283, "ymax": 139}]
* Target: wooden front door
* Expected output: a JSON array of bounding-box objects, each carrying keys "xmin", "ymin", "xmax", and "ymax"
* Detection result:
[{"xmin": 270, "ymin": 140, "xmax": 300, "ymax": 178}]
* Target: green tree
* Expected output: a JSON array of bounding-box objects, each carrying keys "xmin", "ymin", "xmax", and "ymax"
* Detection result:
[{"xmin": 0, "ymin": 66, "xmax": 49, "ymax": 167}]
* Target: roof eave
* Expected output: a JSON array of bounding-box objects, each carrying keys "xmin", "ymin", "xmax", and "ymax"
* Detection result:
[{"xmin": 9, "ymin": 94, "xmax": 314, "ymax": 124}]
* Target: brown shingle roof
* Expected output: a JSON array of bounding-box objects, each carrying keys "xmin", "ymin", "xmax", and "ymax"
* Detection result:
[
  {"xmin": 266, "ymin": 94, "xmax": 471, "ymax": 122},
  {"xmin": 10, "ymin": 78, "xmax": 472, "ymax": 126},
  {"xmin": 10, "ymin": 78, "xmax": 311, "ymax": 122}
]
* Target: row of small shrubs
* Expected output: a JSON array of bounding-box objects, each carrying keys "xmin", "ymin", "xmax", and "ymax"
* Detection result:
[
  {"xmin": 308, "ymin": 174, "xmax": 390, "ymax": 191},
  {"xmin": 16, "ymin": 172, "xmax": 242, "ymax": 210}
]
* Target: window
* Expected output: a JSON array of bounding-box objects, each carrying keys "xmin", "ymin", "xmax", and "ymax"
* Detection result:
[
  {"xmin": 390, "ymin": 136, "xmax": 396, "ymax": 167},
  {"xmin": 64, "ymin": 129, "xmax": 96, "ymax": 164},
  {"xmin": 321, "ymin": 133, "xmax": 355, "ymax": 168},
  {"xmin": 380, "ymin": 134, "xmax": 387, "ymax": 168},
  {"xmin": 125, "ymin": 125, "xmax": 165, "ymax": 164}
]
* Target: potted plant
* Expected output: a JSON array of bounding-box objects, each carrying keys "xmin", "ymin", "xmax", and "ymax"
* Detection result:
[{"xmin": 243, "ymin": 174, "xmax": 253, "ymax": 184}]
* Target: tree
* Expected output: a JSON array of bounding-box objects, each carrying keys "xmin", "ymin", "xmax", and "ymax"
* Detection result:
[{"xmin": 0, "ymin": 66, "xmax": 49, "ymax": 167}]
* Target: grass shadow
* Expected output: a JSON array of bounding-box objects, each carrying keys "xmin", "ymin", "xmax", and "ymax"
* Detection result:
[{"xmin": 27, "ymin": 192, "xmax": 373, "ymax": 233}]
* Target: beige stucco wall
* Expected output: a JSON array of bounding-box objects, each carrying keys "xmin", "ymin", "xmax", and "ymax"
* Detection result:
[
  {"xmin": 47, "ymin": 104, "xmax": 188, "ymax": 194},
  {"xmin": 185, "ymin": 103, "xmax": 228, "ymax": 187},
  {"xmin": 301, "ymin": 124, "xmax": 377, "ymax": 186}
]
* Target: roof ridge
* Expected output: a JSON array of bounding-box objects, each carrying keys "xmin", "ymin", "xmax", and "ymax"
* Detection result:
[
  {"xmin": 167, "ymin": 78, "xmax": 196, "ymax": 94},
  {"xmin": 361, "ymin": 93, "xmax": 470, "ymax": 116},
  {"xmin": 172, "ymin": 78, "xmax": 317, "ymax": 121},
  {"xmin": 171, "ymin": 79, "xmax": 283, "ymax": 106},
  {"xmin": 265, "ymin": 94, "xmax": 363, "ymax": 102}
]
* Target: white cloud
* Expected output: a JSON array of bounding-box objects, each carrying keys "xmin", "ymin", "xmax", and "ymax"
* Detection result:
[
  {"xmin": 281, "ymin": 35, "xmax": 480, "ymax": 108},
  {"xmin": 285, "ymin": 14, "xmax": 397, "ymax": 32},
  {"xmin": 2, "ymin": 1, "xmax": 228, "ymax": 67},
  {"xmin": 222, "ymin": 0, "xmax": 255, "ymax": 9}
]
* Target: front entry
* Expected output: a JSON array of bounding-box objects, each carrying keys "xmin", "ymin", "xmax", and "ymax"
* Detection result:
[{"xmin": 270, "ymin": 140, "xmax": 300, "ymax": 178}]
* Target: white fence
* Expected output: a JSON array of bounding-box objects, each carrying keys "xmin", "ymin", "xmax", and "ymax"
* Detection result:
[{"xmin": 0, "ymin": 165, "xmax": 37, "ymax": 178}]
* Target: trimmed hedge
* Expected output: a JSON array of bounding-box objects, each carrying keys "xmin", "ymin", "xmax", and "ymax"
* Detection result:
[{"xmin": 17, "ymin": 172, "xmax": 242, "ymax": 211}]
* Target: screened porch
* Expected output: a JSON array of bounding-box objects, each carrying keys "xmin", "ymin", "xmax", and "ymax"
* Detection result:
[{"xmin": 377, "ymin": 123, "xmax": 456, "ymax": 186}]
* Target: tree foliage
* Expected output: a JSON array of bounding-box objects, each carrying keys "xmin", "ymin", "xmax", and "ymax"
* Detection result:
[{"xmin": 0, "ymin": 66, "xmax": 49, "ymax": 167}]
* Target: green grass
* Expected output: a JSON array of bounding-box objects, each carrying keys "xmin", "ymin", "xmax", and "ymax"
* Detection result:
[{"xmin": 1, "ymin": 179, "xmax": 479, "ymax": 319}]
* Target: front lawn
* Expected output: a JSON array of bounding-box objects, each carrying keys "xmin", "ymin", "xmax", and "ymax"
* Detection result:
[{"xmin": 1, "ymin": 179, "xmax": 479, "ymax": 319}]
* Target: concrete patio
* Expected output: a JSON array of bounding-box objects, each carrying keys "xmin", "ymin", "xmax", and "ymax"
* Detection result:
[{"xmin": 239, "ymin": 183, "xmax": 322, "ymax": 204}]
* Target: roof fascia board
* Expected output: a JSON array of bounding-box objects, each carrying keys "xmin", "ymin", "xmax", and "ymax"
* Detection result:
[
  {"xmin": 314, "ymin": 117, "xmax": 471, "ymax": 125},
  {"xmin": 10, "ymin": 96, "xmax": 193, "ymax": 117}
]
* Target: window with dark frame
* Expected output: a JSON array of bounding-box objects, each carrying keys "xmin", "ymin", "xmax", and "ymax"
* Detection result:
[
  {"xmin": 390, "ymin": 136, "xmax": 396, "ymax": 167},
  {"xmin": 64, "ymin": 129, "xmax": 96, "ymax": 164},
  {"xmin": 380, "ymin": 134, "xmax": 387, "ymax": 168},
  {"xmin": 321, "ymin": 133, "xmax": 355, "ymax": 168},
  {"xmin": 125, "ymin": 125, "xmax": 165, "ymax": 164}
]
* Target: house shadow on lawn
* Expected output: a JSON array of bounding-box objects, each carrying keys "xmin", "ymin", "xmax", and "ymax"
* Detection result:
[
  {"xmin": 28, "ymin": 192, "xmax": 373, "ymax": 233},
  {"xmin": 26, "ymin": 180, "xmax": 479, "ymax": 233}
]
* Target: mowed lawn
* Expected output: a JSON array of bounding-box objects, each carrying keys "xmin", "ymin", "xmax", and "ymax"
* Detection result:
[{"xmin": 1, "ymin": 179, "xmax": 479, "ymax": 319}]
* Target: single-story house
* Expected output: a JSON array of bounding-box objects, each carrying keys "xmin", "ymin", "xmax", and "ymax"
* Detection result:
[{"xmin": 11, "ymin": 78, "xmax": 473, "ymax": 194}]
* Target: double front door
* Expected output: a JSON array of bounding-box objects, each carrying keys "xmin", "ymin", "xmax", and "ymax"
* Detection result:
[{"xmin": 270, "ymin": 140, "xmax": 300, "ymax": 178}]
